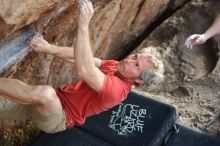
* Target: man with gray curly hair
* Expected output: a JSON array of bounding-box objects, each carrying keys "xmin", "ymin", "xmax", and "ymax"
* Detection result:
[
  {"xmin": 138, "ymin": 47, "xmax": 164, "ymax": 90},
  {"xmin": 0, "ymin": 0, "xmax": 164, "ymax": 134}
]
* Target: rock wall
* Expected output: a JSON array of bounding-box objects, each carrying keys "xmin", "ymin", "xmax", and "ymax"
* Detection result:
[{"xmin": 0, "ymin": 0, "xmax": 174, "ymax": 87}]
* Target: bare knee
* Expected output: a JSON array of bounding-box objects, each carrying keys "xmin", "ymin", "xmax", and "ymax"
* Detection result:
[{"xmin": 31, "ymin": 85, "xmax": 58, "ymax": 105}]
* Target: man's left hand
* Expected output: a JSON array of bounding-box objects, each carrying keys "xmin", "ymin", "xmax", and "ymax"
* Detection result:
[{"xmin": 77, "ymin": 0, "xmax": 94, "ymax": 29}]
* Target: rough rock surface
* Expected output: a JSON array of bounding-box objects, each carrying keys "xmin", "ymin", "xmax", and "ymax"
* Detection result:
[
  {"xmin": 0, "ymin": 0, "xmax": 75, "ymax": 37},
  {"xmin": 0, "ymin": 0, "xmax": 173, "ymax": 87}
]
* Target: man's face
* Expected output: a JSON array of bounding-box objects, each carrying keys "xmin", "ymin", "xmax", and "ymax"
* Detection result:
[{"xmin": 117, "ymin": 52, "xmax": 153, "ymax": 81}]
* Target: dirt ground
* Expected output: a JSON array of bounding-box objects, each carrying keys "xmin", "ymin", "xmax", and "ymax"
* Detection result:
[{"xmin": 136, "ymin": 77, "xmax": 220, "ymax": 136}]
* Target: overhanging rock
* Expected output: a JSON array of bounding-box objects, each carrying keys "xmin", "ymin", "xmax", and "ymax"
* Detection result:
[{"xmin": 0, "ymin": 30, "xmax": 35, "ymax": 73}]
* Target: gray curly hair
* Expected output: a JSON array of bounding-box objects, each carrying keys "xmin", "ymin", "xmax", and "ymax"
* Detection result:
[{"xmin": 137, "ymin": 46, "xmax": 164, "ymax": 90}]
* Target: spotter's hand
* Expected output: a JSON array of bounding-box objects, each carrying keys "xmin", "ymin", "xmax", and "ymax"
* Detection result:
[{"xmin": 185, "ymin": 34, "xmax": 207, "ymax": 49}]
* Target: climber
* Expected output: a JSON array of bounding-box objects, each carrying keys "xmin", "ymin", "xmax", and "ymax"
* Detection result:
[
  {"xmin": 185, "ymin": 15, "xmax": 220, "ymax": 48},
  {"xmin": 0, "ymin": 0, "xmax": 164, "ymax": 133}
]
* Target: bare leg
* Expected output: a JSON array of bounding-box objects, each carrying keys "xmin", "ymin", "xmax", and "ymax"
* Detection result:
[
  {"xmin": 0, "ymin": 78, "xmax": 62, "ymax": 115},
  {"xmin": 0, "ymin": 78, "xmax": 65, "ymax": 133},
  {"xmin": 0, "ymin": 78, "xmax": 37, "ymax": 105}
]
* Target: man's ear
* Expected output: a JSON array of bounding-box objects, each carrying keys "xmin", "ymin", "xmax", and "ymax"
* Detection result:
[{"xmin": 134, "ymin": 78, "xmax": 145, "ymax": 84}]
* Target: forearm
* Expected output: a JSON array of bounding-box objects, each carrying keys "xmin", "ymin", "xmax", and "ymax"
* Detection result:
[
  {"xmin": 204, "ymin": 15, "xmax": 220, "ymax": 40},
  {"xmin": 29, "ymin": 36, "xmax": 75, "ymax": 63},
  {"xmin": 75, "ymin": 26, "xmax": 96, "ymax": 76},
  {"xmin": 43, "ymin": 43, "xmax": 100, "ymax": 65},
  {"xmin": 47, "ymin": 45, "xmax": 75, "ymax": 63}
]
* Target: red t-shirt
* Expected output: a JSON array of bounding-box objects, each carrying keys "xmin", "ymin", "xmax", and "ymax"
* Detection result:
[{"xmin": 55, "ymin": 60, "xmax": 132, "ymax": 128}]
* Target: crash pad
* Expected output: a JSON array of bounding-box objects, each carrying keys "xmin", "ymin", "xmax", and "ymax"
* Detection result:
[
  {"xmin": 28, "ymin": 91, "xmax": 179, "ymax": 146},
  {"xmin": 165, "ymin": 124, "xmax": 220, "ymax": 146}
]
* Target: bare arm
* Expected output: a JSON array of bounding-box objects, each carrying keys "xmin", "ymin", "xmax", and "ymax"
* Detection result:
[
  {"xmin": 29, "ymin": 36, "xmax": 102, "ymax": 67},
  {"xmin": 203, "ymin": 15, "xmax": 220, "ymax": 40},
  {"xmin": 45, "ymin": 44, "xmax": 75, "ymax": 63},
  {"xmin": 185, "ymin": 15, "xmax": 220, "ymax": 48},
  {"xmin": 75, "ymin": 0, "xmax": 104, "ymax": 92}
]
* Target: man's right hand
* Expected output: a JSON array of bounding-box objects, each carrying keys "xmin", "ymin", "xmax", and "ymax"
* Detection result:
[
  {"xmin": 185, "ymin": 34, "xmax": 207, "ymax": 49},
  {"xmin": 29, "ymin": 35, "xmax": 52, "ymax": 53}
]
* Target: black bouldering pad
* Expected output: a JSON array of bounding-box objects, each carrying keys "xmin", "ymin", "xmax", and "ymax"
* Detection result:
[
  {"xmin": 27, "ymin": 128, "xmax": 112, "ymax": 146},
  {"xmin": 165, "ymin": 124, "xmax": 220, "ymax": 146},
  {"xmin": 80, "ymin": 91, "xmax": 179, "ymax": 146},
  {"xmin": 28, "ymin": 91, "xmax": 179, "ymax": 146}
]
